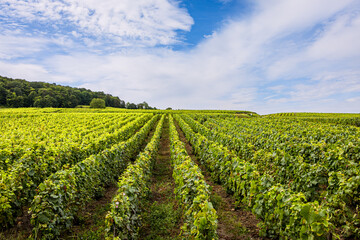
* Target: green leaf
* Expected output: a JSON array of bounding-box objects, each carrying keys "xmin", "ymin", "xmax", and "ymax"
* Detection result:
[
  {"xmin": 38, "ymin": 213, "xmax": 50, "ymax": 224},
  {"xmin": 300, "ymin": 204, "xmax": 312, "ymax": 224}
]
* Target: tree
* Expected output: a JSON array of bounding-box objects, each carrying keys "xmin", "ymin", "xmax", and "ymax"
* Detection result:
[
  {"xmin": 6, "ymin": 92, "xmax": 24, "ymax": 107},
  {"xmin": 137, "ymin": 103, "xmax": 144, "ymax": 109},
  {"xmin": 119, "ymin": 99, "xmax": 125, "ymax": 108},
  {"xmin": 64, "ymin": 94, "xmax": 78, "ymax": 108},
  {"xmin": 90, "ymin": 98, "xmax": 106, "ymax": 108},
  {"xmin": 126, "ymin": 102, "xmax": 137, "ymax": 109},
  {"xmin": 79, "ymin": 91, "xmax": 92, "ymax": 105},
  {"xmin": 33, "ymin": 95, "xmax": 56, "ymax": 108},
  {"xmin": 0, "ymin": 85, "xmax": 8, "ymax": 105},
  {"xmin": 24, "ymin": 90, "xmax": 37, "ymax": 107},
  {"xmin": 0, "ymin": 75, "xmax": 155, "ymax": 109},
  {"xmin": 105, "ymin": 95, "xmax": 123, "ymax": 108},
  {"xmin": 143, "ymin": 101, "xmax": 150, "ymax": 109}
]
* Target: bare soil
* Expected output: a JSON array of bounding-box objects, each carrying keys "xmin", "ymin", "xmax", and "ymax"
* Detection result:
[{"xmin": 0, "ymin": 207, "xmax": 32, "ymax": 240}]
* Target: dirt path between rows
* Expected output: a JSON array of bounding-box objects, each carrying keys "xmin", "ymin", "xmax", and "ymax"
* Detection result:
[
  {"xmin": 139, "ymin": 116, "xmax": 182, "ymax": 240},
  {"xmin": 174, "ymin": 119, "xmax": 268, "ymax": 240}
]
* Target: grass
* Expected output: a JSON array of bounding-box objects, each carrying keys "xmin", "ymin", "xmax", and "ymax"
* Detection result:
[
  {"xmin": 141, "ymin": 201, "xmax": 182, "ymax": 240},
  {"xmin": 139, "ymin": 117, "xmax": 183, "ymax": 240},
  {"xmin": 65, "ymin": 192, "xmax": 113, "ymax": 239}
]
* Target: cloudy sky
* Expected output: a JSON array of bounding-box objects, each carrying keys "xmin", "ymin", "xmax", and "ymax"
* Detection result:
[{"xmin": 0, "ymin": 0, "xmax": 359, "ymax": 113}]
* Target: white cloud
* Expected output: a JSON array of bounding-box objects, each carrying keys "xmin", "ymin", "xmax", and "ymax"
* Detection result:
[
  {"xmin": 0, "ymin": 35, "xmax": 48, "ymax": 59},
  {"xmin": 347, "ymin": 96, "xmax": 360, "ymax": 103},
  {"xmin": 0, "ymin": 0, "xmax": 193, "ymax": 46},
  {"xmin": 254, "ymin": 0, "xmax": 354, "ymax": 35},
  {"xmin": 262, "ymin": 70, "xmax": 360, "ymax": 114},
  {"xmin": 0, "ymin": 61, "xmax": 50, "ymax": 81},
  {"xmin": 38, "ymin": 50, "xmax": 245, "ymax": 108},
  {"xmin": 289, "ymin": 72, "xmax": 360, "ymax": 102},
  {"xmin": 267, "ymin": 12, "xmax": 360, "ymax": 80},
  {"xmin": 307, "ymin": 14, "xmax": 360, "ymax": 60}
]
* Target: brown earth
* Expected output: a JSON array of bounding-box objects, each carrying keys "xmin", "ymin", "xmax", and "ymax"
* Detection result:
[{"xmin": 0, "ymin": 207, "xmax": 32, "ymax": 240}]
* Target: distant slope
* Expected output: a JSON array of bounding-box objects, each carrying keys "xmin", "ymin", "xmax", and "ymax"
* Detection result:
[
  {"xmin": 0, "ymin": 76, "xmax": 154, "ymax": 109},
  {"xmin": 264, "ymin": 112, "xmax": 360, "ymax": 127}
]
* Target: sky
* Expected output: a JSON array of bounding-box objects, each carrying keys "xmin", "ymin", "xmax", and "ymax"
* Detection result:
[{"xmin": 0, "ymin": 0, "xmax": 359, "ymax": 114}]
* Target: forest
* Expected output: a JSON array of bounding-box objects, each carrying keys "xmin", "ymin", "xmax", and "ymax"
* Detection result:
[{"xmin": 0, "ymin": 76, "xmax": 154, "ymax": 109}]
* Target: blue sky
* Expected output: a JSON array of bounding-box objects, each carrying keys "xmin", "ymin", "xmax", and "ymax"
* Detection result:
[{"xmin": 0, "ymin": 0, "xmax": 359, "ymax": 114}]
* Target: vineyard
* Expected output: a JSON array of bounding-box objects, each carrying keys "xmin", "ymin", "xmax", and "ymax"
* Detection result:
[{"xmin": 0, "ymin": 109, "xmax": 359, "ymax": 239}]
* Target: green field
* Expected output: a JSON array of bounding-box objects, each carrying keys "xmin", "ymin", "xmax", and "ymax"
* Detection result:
[{"xmin": 1, "ymin": 109, "xmax": 359, "ymax": 239}]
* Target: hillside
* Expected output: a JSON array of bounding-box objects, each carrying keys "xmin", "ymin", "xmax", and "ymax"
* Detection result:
[{"xmin": 0, "ymin": 76, "xmax": 153, "ymax": 109}]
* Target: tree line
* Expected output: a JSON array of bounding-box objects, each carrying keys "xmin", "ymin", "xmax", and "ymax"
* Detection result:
[{"xmin": 0, "ymin": 76, "xmax": 155, "ymax": 109}]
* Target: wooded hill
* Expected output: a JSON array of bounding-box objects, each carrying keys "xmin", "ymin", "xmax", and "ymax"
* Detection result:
[{"xmin": 0, "ymin": 76, "xmax": 154, "ymax": 109}]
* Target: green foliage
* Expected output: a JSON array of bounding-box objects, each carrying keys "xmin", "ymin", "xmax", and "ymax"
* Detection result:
[
  {"xmin": 265, "ymin": 112, "xmax": 360, "ymax": 127},
  {"xmin": 90, "ymin": 98, "xmax": 106, "ymax": 108},
  {"xmin": 145, "ymin": 202, "xmax": 181, "ymax": 237},
  {"xmin": 169, "ymin": 115, "xmax": 218, "ymax": 240},
  {"xmin": 33, "ymin": 95, "xmax": 57, "ymax": 108},
  {"xmin": 174, "ymin": 114, "xmax": 341, "ymax": 239},
  {"xmin": 30, "ymin": 114, "xmax": 159, "ymax": 239},
  {"xmin": 0, "ymin": 84, "xmax": 8, "ymax": 105},
  {"xmin": 0, "ymin": 75, "xmax": 126, "ymax": 108},
  {"xmin": 1, "ymin": 109, "xmax": 358, "ymax": 238},
  {"xmin": 125, "ymin": 102, "xmax": 138, "ymax": 109},
  {"xmin": 0, "ymin": 113, "xmax": 153, "ymax": 228},
  {"xmin": 105, "ymin": 115, "xmax": 164, "ymax": 239}
]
